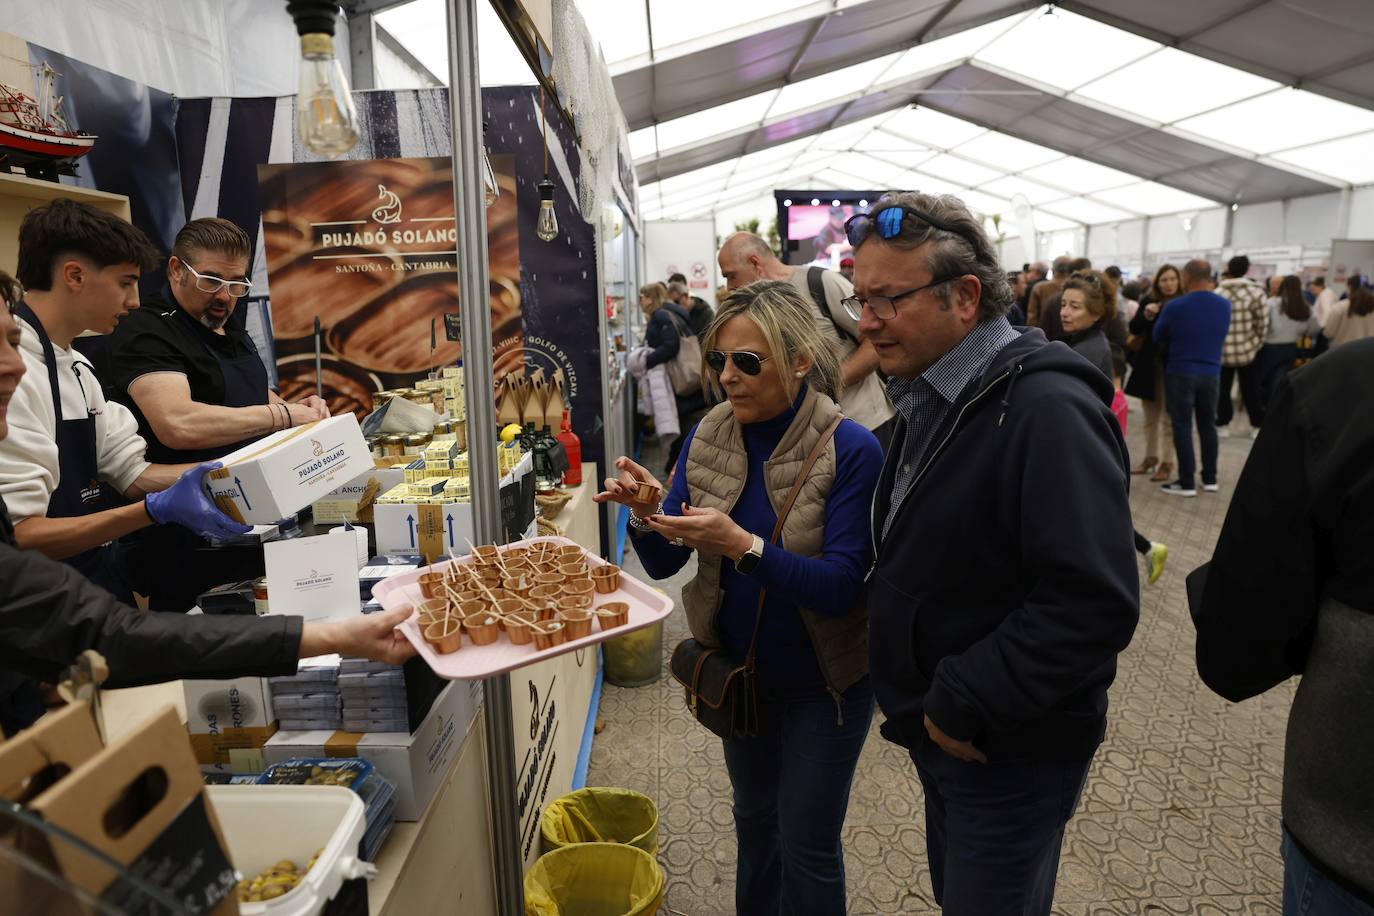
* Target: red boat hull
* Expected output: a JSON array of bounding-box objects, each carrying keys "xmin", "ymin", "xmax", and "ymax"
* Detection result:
[{"xmin": 0, "ymin": 124, "xmax": 94, "ymax": 160}]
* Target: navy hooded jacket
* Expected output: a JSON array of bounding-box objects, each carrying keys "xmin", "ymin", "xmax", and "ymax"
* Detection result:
[{"xmin": 867, "ymin": 327, "xmax": 1140, "ymax": 762}]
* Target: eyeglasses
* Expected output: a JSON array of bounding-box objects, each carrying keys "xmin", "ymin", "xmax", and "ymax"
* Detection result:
[
  {"xmin": 841, "ymin": 277, "xmax": 962, "ymax": 321},
  {"xmin": 183, "ymin": 263, "xmax": 252, "ymax": 298},
  {"xmin": 705, "ymin": 349, "xmax": 772, "ymax": 376},
  {"xmin": 843, "ymin": 205, "xmax": 983, "ymax": 253}
]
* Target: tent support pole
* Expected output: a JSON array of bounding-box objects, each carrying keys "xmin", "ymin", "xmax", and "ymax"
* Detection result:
[{"xmin": 444, "ymin": 0, "xmax": 524, "ymax": 912}]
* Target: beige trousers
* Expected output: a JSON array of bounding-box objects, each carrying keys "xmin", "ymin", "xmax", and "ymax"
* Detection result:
[{"xmin": 1141, "ymin": 368, "xmax": 1174, "ymax": 462}]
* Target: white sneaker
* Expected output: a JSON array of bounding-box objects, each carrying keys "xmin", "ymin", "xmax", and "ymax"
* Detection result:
[
  {"xmin": 1202, "ymin": 482, "xmax": 1219, "ymax": 492},
  {"xmin": 1161, "ymin": 482, "xmax": 1197, "ymax": 497}
]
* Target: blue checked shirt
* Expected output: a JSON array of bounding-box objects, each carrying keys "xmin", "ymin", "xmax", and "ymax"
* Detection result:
[{"xmin": 882, "ymin": 317, "xmax": 1020, "ymax": 537}]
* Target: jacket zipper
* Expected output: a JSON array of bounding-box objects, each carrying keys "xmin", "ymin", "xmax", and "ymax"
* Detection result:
[{"xmin": 869, "ymin": 369, "xmax": 1014, "ymax": 570}]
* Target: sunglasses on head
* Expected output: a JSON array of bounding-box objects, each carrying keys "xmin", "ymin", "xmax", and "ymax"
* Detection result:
[
  {"xmin": 705, "ymin": 349, "xmax": 772, "ymax": 376},
  {"xmin": 843, "ymin": 205, "xmax": 983, "ymax": 252}
]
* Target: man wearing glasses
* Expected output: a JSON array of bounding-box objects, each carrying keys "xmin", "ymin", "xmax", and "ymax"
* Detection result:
[
  {"xmin": 850, "ymin": 191, "xmax": 1139, "ymax": 914},
  {"xmin": 102, "ymin": 218, "xmax": 328, "ymax": 611},
  {"xmin": 103, "ymin": 217, "xmax": 327, "ymax": 466}
]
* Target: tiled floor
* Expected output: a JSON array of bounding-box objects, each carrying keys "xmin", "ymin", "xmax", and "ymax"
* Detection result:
[{"xmin": 586, "ymin": 407, "xmax": 1290, "ymax": 915}]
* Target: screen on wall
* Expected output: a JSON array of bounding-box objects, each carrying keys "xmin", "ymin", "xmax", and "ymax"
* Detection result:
[{"xmin": 777, "ymin": 191, "xmax": 882, "ymax": 267}]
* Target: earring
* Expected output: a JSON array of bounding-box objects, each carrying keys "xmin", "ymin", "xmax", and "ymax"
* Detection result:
[{"xmin": 795, "ymin": 371, "xmax": 805, "ymax": 377}]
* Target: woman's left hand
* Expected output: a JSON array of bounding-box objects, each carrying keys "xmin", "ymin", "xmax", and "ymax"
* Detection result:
[{"xmin": 646, "ymin": 504, "xmax": 753, "ymax": 560}]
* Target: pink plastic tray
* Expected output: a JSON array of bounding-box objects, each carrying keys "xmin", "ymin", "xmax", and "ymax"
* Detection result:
[{"xmin": 371, "ymin": 536, "xmax": 673, "ymax": 679}]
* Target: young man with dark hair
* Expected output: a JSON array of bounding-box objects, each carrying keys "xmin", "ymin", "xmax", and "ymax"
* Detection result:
[{"xmin": 0, "ymin": 201, "xmax": 251, "ymax": 608}]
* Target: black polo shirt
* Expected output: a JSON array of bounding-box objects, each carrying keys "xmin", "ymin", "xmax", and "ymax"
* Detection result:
[{"xmin": 104, "ymin": 290, "xmax": 267, "ymax": 464}]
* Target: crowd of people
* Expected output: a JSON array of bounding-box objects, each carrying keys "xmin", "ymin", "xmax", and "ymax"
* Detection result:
[
  {"xmin": 1, "ymin": 188, "xmax": 1370, "ymax": 914},
  {"xmin": 606, "ymin": 190, "xmax": 1374, "ymax": 915}
]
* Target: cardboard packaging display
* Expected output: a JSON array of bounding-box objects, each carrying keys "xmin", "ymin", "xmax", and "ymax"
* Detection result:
[
  {"xmin": 0, "ymin": 703, "xmax": 107, "ymax": 910},
  {"xmin": 0, "ymin": 702, "xmax": 104, "ymax": 801},
  {"xmin": 311, "ymin": 470, "xmax": 382, "ymax": 524},
  {"xmin": 30, "ymin": 706, "xmax": 240, "ymax": 915},
  {"xmin": 496, "ymin": 368, "xmax": 566, "ymax": 431},
  {"xmin": 183, "ymin": 678, "xmax": 276, "ymax": 735},
  {"xmin": 207, "ymin": 414, "xmax": 371, "ymax": 525},
  {"xmin": 263, "ymin": 680, "xmax": 480, "ymax": 821}
]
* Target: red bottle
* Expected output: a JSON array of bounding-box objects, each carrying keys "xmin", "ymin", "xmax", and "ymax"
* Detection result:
[{"xmin": 557, "ymin": 409, "xmax": 582, "ymax": 486}]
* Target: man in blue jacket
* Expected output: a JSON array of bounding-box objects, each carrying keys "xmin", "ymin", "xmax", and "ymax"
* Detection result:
[
  {"xmin": 1152, "ymin": 259, "xmax": 1232, "ymax": 497},
  {"xmin": 848, "ymin": 192, "xmax": 1140, "ymax": 915}
]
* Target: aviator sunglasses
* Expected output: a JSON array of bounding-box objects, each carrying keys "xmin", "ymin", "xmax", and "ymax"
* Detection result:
[{"xmin": 705, "ymin": 349, "xmax": 772, "ymax": 376}]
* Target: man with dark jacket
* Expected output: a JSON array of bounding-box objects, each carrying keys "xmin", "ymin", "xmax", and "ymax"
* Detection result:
[
  {"xmin": 666, "ymin": 273, "xmax": 714, "ymax": 341},
  {"xmin": 849, "ymin": 192, "xmax": 1139, "ymax": 914},
  {"xmin": 0, "ymin": 275, "xmax": 412, "ymax": 734},
  {"xmin": 1189, "ymin": 338, "xmax": 1374, "ymax": 911}
]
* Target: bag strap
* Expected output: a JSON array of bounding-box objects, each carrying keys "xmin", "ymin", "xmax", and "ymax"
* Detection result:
[
  {"xmin": 744, "ymin": 414, "xmax": 844, "ymax": 670},
  {"xmin": 808, "ymin": 266, "xmax": 858, "ymax": 346}
]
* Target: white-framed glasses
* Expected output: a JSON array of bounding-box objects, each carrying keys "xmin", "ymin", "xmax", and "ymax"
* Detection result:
[{"xmin": 183, "ymin": 263, "xmax": 252, "ymax": 298}]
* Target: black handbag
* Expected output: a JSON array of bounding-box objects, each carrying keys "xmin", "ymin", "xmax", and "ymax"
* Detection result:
[{"xmin": 669, "ymin": 416, "xmax": 842, "ymax": 739}]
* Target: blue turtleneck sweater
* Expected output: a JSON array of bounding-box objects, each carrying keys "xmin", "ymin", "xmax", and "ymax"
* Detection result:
[{"xmin": 632, "ymin": 390, "xmax": 882, "ymax": 688}]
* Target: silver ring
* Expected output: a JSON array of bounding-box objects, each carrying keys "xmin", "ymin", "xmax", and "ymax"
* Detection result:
[{"xmin": 672, "ymin": 537, "xmax": 685, "ymax": 547}]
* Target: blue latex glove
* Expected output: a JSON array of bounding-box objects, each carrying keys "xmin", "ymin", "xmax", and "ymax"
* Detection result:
[{"xmin": 145, "ymin": 461, "xmax": 252, "ymax": 540}]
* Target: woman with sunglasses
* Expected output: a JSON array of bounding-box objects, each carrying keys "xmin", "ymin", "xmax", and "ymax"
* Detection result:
[
  {"xmin": 596, "ymin": 280, "xmax": 881, "ymax": 915},
  {"xmin": 637, "ymin": 281, "xmax": 706, "ymax": 474},
  {"xmin": 1062, "ymin": 272, "xmax": 1169, "ymax": 586}
]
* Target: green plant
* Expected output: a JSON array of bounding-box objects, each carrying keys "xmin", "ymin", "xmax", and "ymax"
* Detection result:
[
  {"xmin": 766, "ymin": 217, "xmax": 780, "ymax": 252},
  {"xmin": 733, "ymin": 217, "xmax": 760, "ymax": 234}
]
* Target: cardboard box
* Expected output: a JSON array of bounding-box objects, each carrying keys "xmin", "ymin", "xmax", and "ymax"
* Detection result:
[
  {"xmin": 183, "ymin": 677, "xmax": 275, "ymax": 735},
  {"xmin": 312, "ymin": 470, "xmax": 382, "ymax": 524},
  {"xmin": 189, "ymin": 725, "xmax": 279, "ymax": 770},
  {"xmin": 373, "ymin": 499, "xmax": 473, "ymax": 560},
  {"xmin": 262, "ymin": 681, "xmax": 481, "ymax": 821},
  {"xmin": 207, "ymin": 413, "xmax": 371, "ymax": 525},
  {"xmin": 32, "ymin": 707, "xmax": 240, "ymax": 914},
  {"xmin": 0, "ymin": 702, "xmax": 104, "ymax": 802}
]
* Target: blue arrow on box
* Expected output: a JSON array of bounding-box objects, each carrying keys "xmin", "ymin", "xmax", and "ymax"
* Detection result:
[{"xmin": 234, "ymin": 477, "xmax": 252, "ymax": 511}]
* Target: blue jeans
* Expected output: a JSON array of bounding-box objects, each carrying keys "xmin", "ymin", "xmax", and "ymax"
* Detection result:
[
  {"xmin": 913, "ymin": 736, "xmax": 1092, "ymax": 916},
  {"xmin": 722, "ymin": 677, "xmax": 874, "ymax": 916},
  {"xmin": 1165, "ymin": 372, "xmax": 1220, "ymax": 489},
  {"xmin": 1284, "ymin": 830, "xmax": 1374, "ymax": 915}
]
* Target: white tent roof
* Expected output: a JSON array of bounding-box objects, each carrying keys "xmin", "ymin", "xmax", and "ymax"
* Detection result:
[{"xmin": 582, "ymin": 0, "xmax": 1374, "ymax": 225}]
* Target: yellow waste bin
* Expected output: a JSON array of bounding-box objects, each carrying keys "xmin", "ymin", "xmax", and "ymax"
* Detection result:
[
  {"xmin": 524, "ymin": 843, "xmax": 664, "ymax": 916},
  {"xmin": 603, "ymin": 620, "xmax": 663, "ymax": 687},
  {"xmin": 541, "ymin": 787, "xmax": 659, "ymax": 855}
]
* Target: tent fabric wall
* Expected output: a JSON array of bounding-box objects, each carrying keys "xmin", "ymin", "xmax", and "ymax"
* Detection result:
[{"xmin": 0, "ymin": 0, "xmax": 334, "ymax": 98}]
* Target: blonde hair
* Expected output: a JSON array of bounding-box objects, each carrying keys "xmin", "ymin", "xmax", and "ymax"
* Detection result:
[
  {"xmin": 702, "ymin": 280, "xmax": 842, "ymax": 402},
  {"xmin": 638, "ymin": 282, "xmax": 667, "ymax": 315}
]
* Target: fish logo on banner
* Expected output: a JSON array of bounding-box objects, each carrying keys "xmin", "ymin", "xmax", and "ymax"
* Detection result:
[{"xmin": 371, "ymin": 184, "xmax": 403, "ymax": 224}]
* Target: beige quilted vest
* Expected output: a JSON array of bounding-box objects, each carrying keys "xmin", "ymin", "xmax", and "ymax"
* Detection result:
[{"xmin": 680, "ymin": 387, "xmax": 869, "ymax": 694}]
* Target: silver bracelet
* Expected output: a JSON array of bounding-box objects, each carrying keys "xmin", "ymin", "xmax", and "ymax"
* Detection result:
[{"xmin": 627, "ymin": 501, "xmax": 662, "ymax": 533}]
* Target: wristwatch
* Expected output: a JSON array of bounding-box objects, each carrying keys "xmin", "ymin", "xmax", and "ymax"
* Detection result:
[{"xmin": 734, "ymin": 535, "xmax": 765, "ymax": 574}]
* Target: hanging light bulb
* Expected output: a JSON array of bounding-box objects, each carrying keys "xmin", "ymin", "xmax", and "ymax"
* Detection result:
[
  {"xmin": 287, "ymin": 1, "xmax": 359, "ymax": 158},
  {"xmin": 536, "ymin": 178, "xmax": 558, "ymax": 242}
]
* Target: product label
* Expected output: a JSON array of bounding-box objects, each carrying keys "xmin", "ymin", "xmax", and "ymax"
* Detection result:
[
  {"xmin": 99, "ymin": 793, "xmax": 236, "ymax": 915},
  {"xmin": 294, "ymin": 440, "xmax": 350, "ymax": 484}
]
